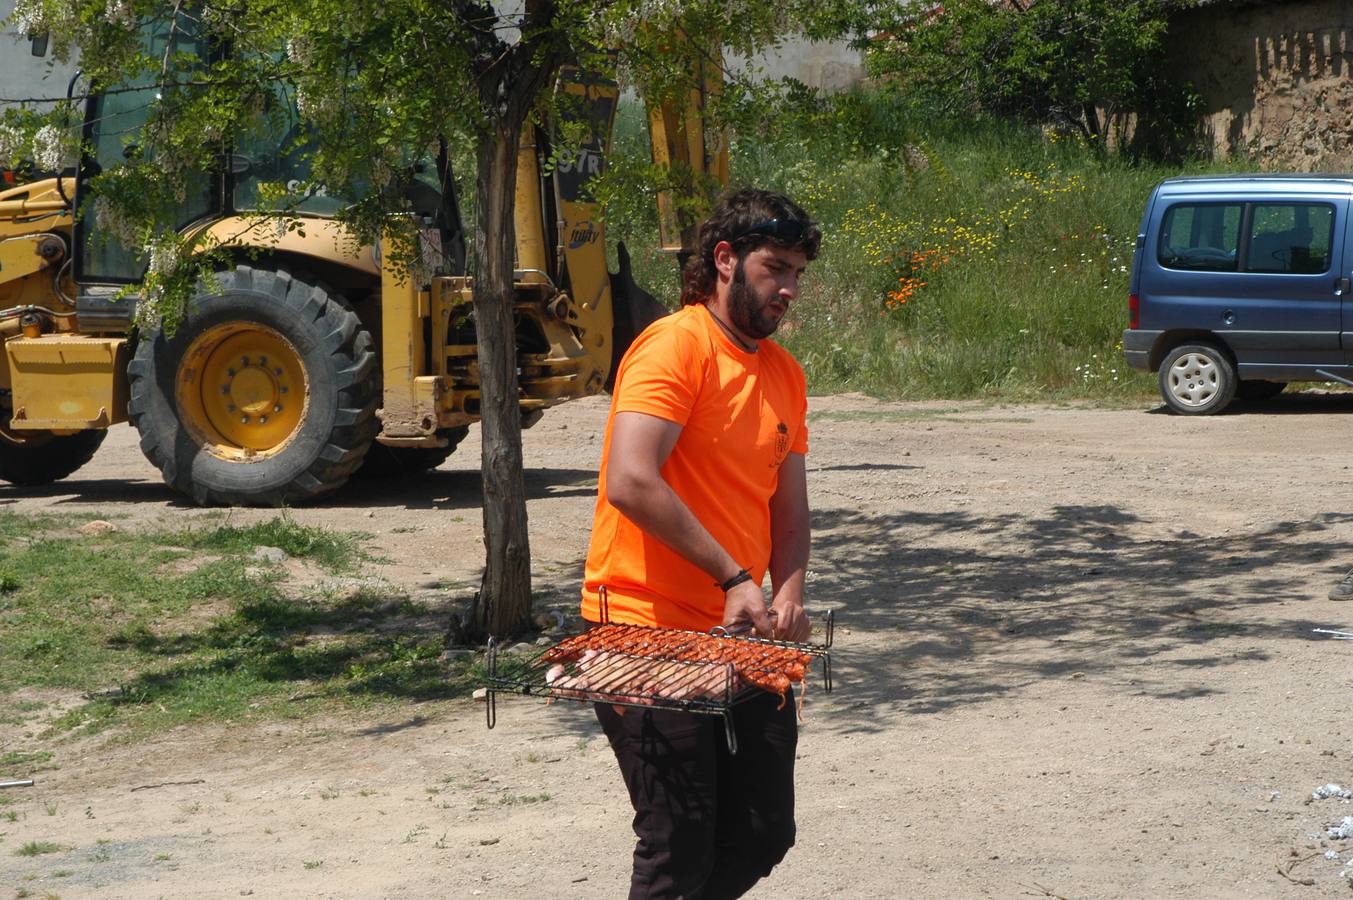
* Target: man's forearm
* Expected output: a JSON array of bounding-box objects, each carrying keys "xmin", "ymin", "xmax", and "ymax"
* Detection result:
[
  {"xmin": 768, "ymin": 530, "xmax": 808, "ymax": 606},
  {"xmin": 613, "ymin": 476, "xmax": 743, "ymax": 585},
  {"xmin": 768, "ymin": 452, "xmax": 810, "ymax": 607}
]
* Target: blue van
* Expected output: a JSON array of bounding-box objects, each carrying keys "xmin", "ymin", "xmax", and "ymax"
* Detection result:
[{"xmin": 1123, "ymin": 175, "xmax": 1353, "ymax": 414}]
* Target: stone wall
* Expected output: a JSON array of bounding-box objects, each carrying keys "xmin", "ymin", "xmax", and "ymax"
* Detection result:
[{"xmin": 1167, "ymin": 0, "xmax": 1353, "ymax": 170}]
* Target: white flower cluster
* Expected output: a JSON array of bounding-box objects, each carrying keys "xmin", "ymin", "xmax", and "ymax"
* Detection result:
[
  {"xmin": 10, "ymin": 0, "xmax": 47, "ymax": 35},
  {"xmin": 94, "ymin": 195, "xmax": 140, "ymax": 249},
  {"xmin": 0, "ymin": 122, "xmax": 74, "ymax": 170},
  {"xmin": 30, "ymin": 124, "xmax": 70, "ymax": 171},
  {"xmin": 294, "ymin": 86, "xmax": 342, "ymax": 126},
  {"xmin": 286, "ymin": 35, "xmax": 314, "ymax": 68},
  {"xmin": 132, "ymin": 297, "xmax": 163, "ymax": 329},
  {"xmin": 0, "ymin": 124, "xmax": 25, "ymax": 164},
  {"xmin": 146, "ymin": 235, "xmax": 180, "ymax": 278},
  {"xmin": 607, "ymin": 0, "xmax": 681, "ymax": 44},
  {"xmin": 103, "ymin": 0, "xmax": 133, "ymax": 26}
]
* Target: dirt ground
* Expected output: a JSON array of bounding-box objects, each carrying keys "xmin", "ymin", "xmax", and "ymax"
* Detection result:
[{"xmin": 5, "ymin": 391, "xmax": 1353, "ymax": 899}]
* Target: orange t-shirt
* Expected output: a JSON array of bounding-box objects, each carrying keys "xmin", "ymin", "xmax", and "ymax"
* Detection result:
[{"xmin": 580, "ymin": 303, "xmax": 809, "ymax": 631}]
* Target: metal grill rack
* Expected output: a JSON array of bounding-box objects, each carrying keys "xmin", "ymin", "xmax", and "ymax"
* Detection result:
[{"xmin": 484, "ymin": 602, "xmax": 833, "ymax": 754}]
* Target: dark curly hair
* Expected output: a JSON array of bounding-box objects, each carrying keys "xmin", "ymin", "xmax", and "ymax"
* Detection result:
[{"xmin": 680, "ymin": 188, "xmax": 821, "ymax": 306}]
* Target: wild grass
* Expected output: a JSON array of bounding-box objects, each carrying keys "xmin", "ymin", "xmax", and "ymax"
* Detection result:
[
  {"xmin": 14, "ymin": 841, "xmax": 67, "ymax": 857},
  {"xmin": 606, "ymin": 91, "xmax": 1260, "ymax": 403},
  {"xmin": 173, "ymin": 518, "xmax": 364, "ymax": 571},
  {"xmin": 0, "ymin": 513, "xmax": 484, "ymax": 742}
]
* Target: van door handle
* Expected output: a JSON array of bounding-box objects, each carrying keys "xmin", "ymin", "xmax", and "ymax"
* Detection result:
[{"xmin": 1336, "ymin": 276, "xmax": 1352, "ymax": 296}]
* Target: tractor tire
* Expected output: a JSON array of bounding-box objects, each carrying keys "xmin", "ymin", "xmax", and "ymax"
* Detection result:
[
  {"xmin": 357, "ymin": 426, "xmax": 470, "ymax": 478},
  {"xmin": 127, "ymin": 265, "xmax": 378, "ymax": 506},
  {"xmin": 0, "ymin": 419, "xmax": 106, "ymax": 485}
]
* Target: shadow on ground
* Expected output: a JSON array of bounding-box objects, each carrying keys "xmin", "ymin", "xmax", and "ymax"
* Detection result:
[
  {"xmin": 0, "ymin": 466, "xmax": 598, "ymax": 511},
  {"xmin": 1145, "ymin": 390, "xmax": 1353, "ymax": 416},
  {"xmin": 50, "ymin": 496, "xmax": 1353, "ymax": 747},
  {"xmin": 800, "ymin": 503, "xmax": 1353, "ymax": 734},
  {"xmin": 488, "ymin": 502, "xmax": 1353, "ymax": 745}
]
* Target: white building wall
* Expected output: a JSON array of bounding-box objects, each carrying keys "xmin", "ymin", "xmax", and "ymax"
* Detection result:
[
  {"xmin": 0, "ymin": 0, "xmax": 82, "ymax": 112},
  {"xmin": 729, "ymin": 36, "xmax": 865, "ymax": 92}
]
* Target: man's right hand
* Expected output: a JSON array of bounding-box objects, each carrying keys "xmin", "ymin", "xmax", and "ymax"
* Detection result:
[{"xmin": 722, "ymin": 580, "xmax": 774, "ymax": 637}]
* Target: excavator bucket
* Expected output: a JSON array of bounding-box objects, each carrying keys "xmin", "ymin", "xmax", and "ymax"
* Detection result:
[{"xmin": 606, "ymin": 241, "xmax": 669, "ymax": 392}]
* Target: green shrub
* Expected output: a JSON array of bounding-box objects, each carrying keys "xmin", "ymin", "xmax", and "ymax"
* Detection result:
[{"xmin": 604, "ymin": 89, "xmax": 1252, "ymax": 402}]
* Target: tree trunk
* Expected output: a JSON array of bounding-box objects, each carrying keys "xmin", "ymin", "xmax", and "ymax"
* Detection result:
[
  {"xmin": 1082, "ymin": 102, "xmax": 1104, "ymax": 147},
  {"xmin": 468, "ymin": 120, "xmax": 533, "ymax": 640}
]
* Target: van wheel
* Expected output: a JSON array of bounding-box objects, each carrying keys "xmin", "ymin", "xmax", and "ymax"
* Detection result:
[
  {"xmin": 1235, "ymin": 380, "xmax": 1286, "ymax": 401},
  {"xmin": 1158, "ymin": 343, "xmax": 1236, "ymax": 415}
]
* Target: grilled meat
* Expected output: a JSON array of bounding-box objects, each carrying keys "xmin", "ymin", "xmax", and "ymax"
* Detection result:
[{"xmin": 540, "ymin": 624, "xmax": 814, "ymax": 706}]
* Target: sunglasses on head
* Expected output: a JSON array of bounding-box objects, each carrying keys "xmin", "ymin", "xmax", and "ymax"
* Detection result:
[{"xmin": 726, "ymin": 218, "xmax": 809, "ymax": 243}]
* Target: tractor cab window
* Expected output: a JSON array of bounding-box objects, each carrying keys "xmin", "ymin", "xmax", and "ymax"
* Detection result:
[
  {"xmin": 76, "ymin": 17, "xmax": 218, "ymax": 284},
  {"xmin": 231, "ymin": 82, "xmax": 346, "ymax": 217}
]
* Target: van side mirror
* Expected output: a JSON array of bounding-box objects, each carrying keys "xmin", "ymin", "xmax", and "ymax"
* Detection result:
[{"xmin": 30, "ymin": 33, "xmax": 49, "ymax": 57}]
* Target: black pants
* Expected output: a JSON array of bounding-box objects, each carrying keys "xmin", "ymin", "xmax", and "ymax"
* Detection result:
[{"xmin": 595, "ymin": 690, "xmax": 798, "ymax": 900}]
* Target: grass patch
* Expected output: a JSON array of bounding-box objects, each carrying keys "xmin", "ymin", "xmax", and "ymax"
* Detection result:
[
  {"xmin": 15, "ymin": 841, "xmax": 67, "ymax": 857},
  {"xmin": 0, "ymin": 750, "xmax": 53, "ymax": 772},
  {"xmin": 172, "ymin": 517, "xmax": 364, "ymax": 571},
  {"xmin": 604, "ymin": 89, "xmax": 1271, "ymax": 404},
  {"xmin": 0, "ymin": 512, "xmax": 480, "ymax": 739}
]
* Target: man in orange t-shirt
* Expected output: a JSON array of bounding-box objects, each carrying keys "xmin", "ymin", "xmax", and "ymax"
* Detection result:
[{"xmin": 581, "ymin": 188, "xmax": 820, "ymax": 899}]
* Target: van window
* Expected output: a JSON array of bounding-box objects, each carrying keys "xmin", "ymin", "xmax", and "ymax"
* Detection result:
[
  {"xmin": 1244, "ymin": 203, "xmax": 1334, "ymax": 274},
  {"xmin": 1157, "ymin": 204, "xmax": 1241, "ymax": 271}
]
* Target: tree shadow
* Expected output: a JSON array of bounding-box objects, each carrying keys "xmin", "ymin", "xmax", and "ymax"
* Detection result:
[
  {"xmin": 480, "ymin": 503, "xmax": 1353, "ymax": 744},
  {"xmin": 331, "ymin": 467, "xmax": 598, "ymax": 511},
  {"xmin": 0, "ymin": 478, "xmax": 189, "ymax": 506},
  {"xmin": 0, "ymin": 466, "xmax": 599, "ymax": 511},
  {"xmin": 71, "ymin": 494, "xmax": 1353, "ymax": 748},
  {"xmin": 99, "ymin": 592, "xmax": 480, "ymax": 712},
  {"xmin": 799, "ymin": 503, "xmax": 1353, "ymax": 735}
]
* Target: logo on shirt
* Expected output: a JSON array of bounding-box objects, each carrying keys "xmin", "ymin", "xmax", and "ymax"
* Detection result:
[{"xmin": 771, "ymin": 422, "xmax": 789, "ymax": 467}]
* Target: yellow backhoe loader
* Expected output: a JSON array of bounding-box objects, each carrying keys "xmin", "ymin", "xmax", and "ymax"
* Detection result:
[{"xmin": 0, "ymin": 22, "xmax": 725, "ymax": 505}]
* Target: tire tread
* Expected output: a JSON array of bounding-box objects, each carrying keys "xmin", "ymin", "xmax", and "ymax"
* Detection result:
[{"xmin": 128, "ymin": 264, "xmax": 379, "ymax": 506}]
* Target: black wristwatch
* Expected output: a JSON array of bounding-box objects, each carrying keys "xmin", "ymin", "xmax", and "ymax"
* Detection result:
[{"xmin": 717, "ymin": 568, "xmax": 753, "ymax": 592}]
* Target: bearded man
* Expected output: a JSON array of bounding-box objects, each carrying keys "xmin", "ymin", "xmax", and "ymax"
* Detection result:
[{"xmin": 580, "ymin": 188, "xmax": 821, "ymax": 899}]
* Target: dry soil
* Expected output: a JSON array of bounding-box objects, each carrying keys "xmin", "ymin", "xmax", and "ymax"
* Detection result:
[{"xmin": 4, "ymin": 391, "xmax": 1353, "ymax": 899}]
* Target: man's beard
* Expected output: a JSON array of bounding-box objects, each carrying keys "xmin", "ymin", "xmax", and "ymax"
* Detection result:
[{"xmin": 728, "ymin": 257, "xmax": 782, "ymax": 340}]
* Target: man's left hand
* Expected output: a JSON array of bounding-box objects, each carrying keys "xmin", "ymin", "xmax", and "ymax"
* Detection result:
[{"xmin": 770, "ymin": 600, "xmax": 811, "ymax": 643}]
